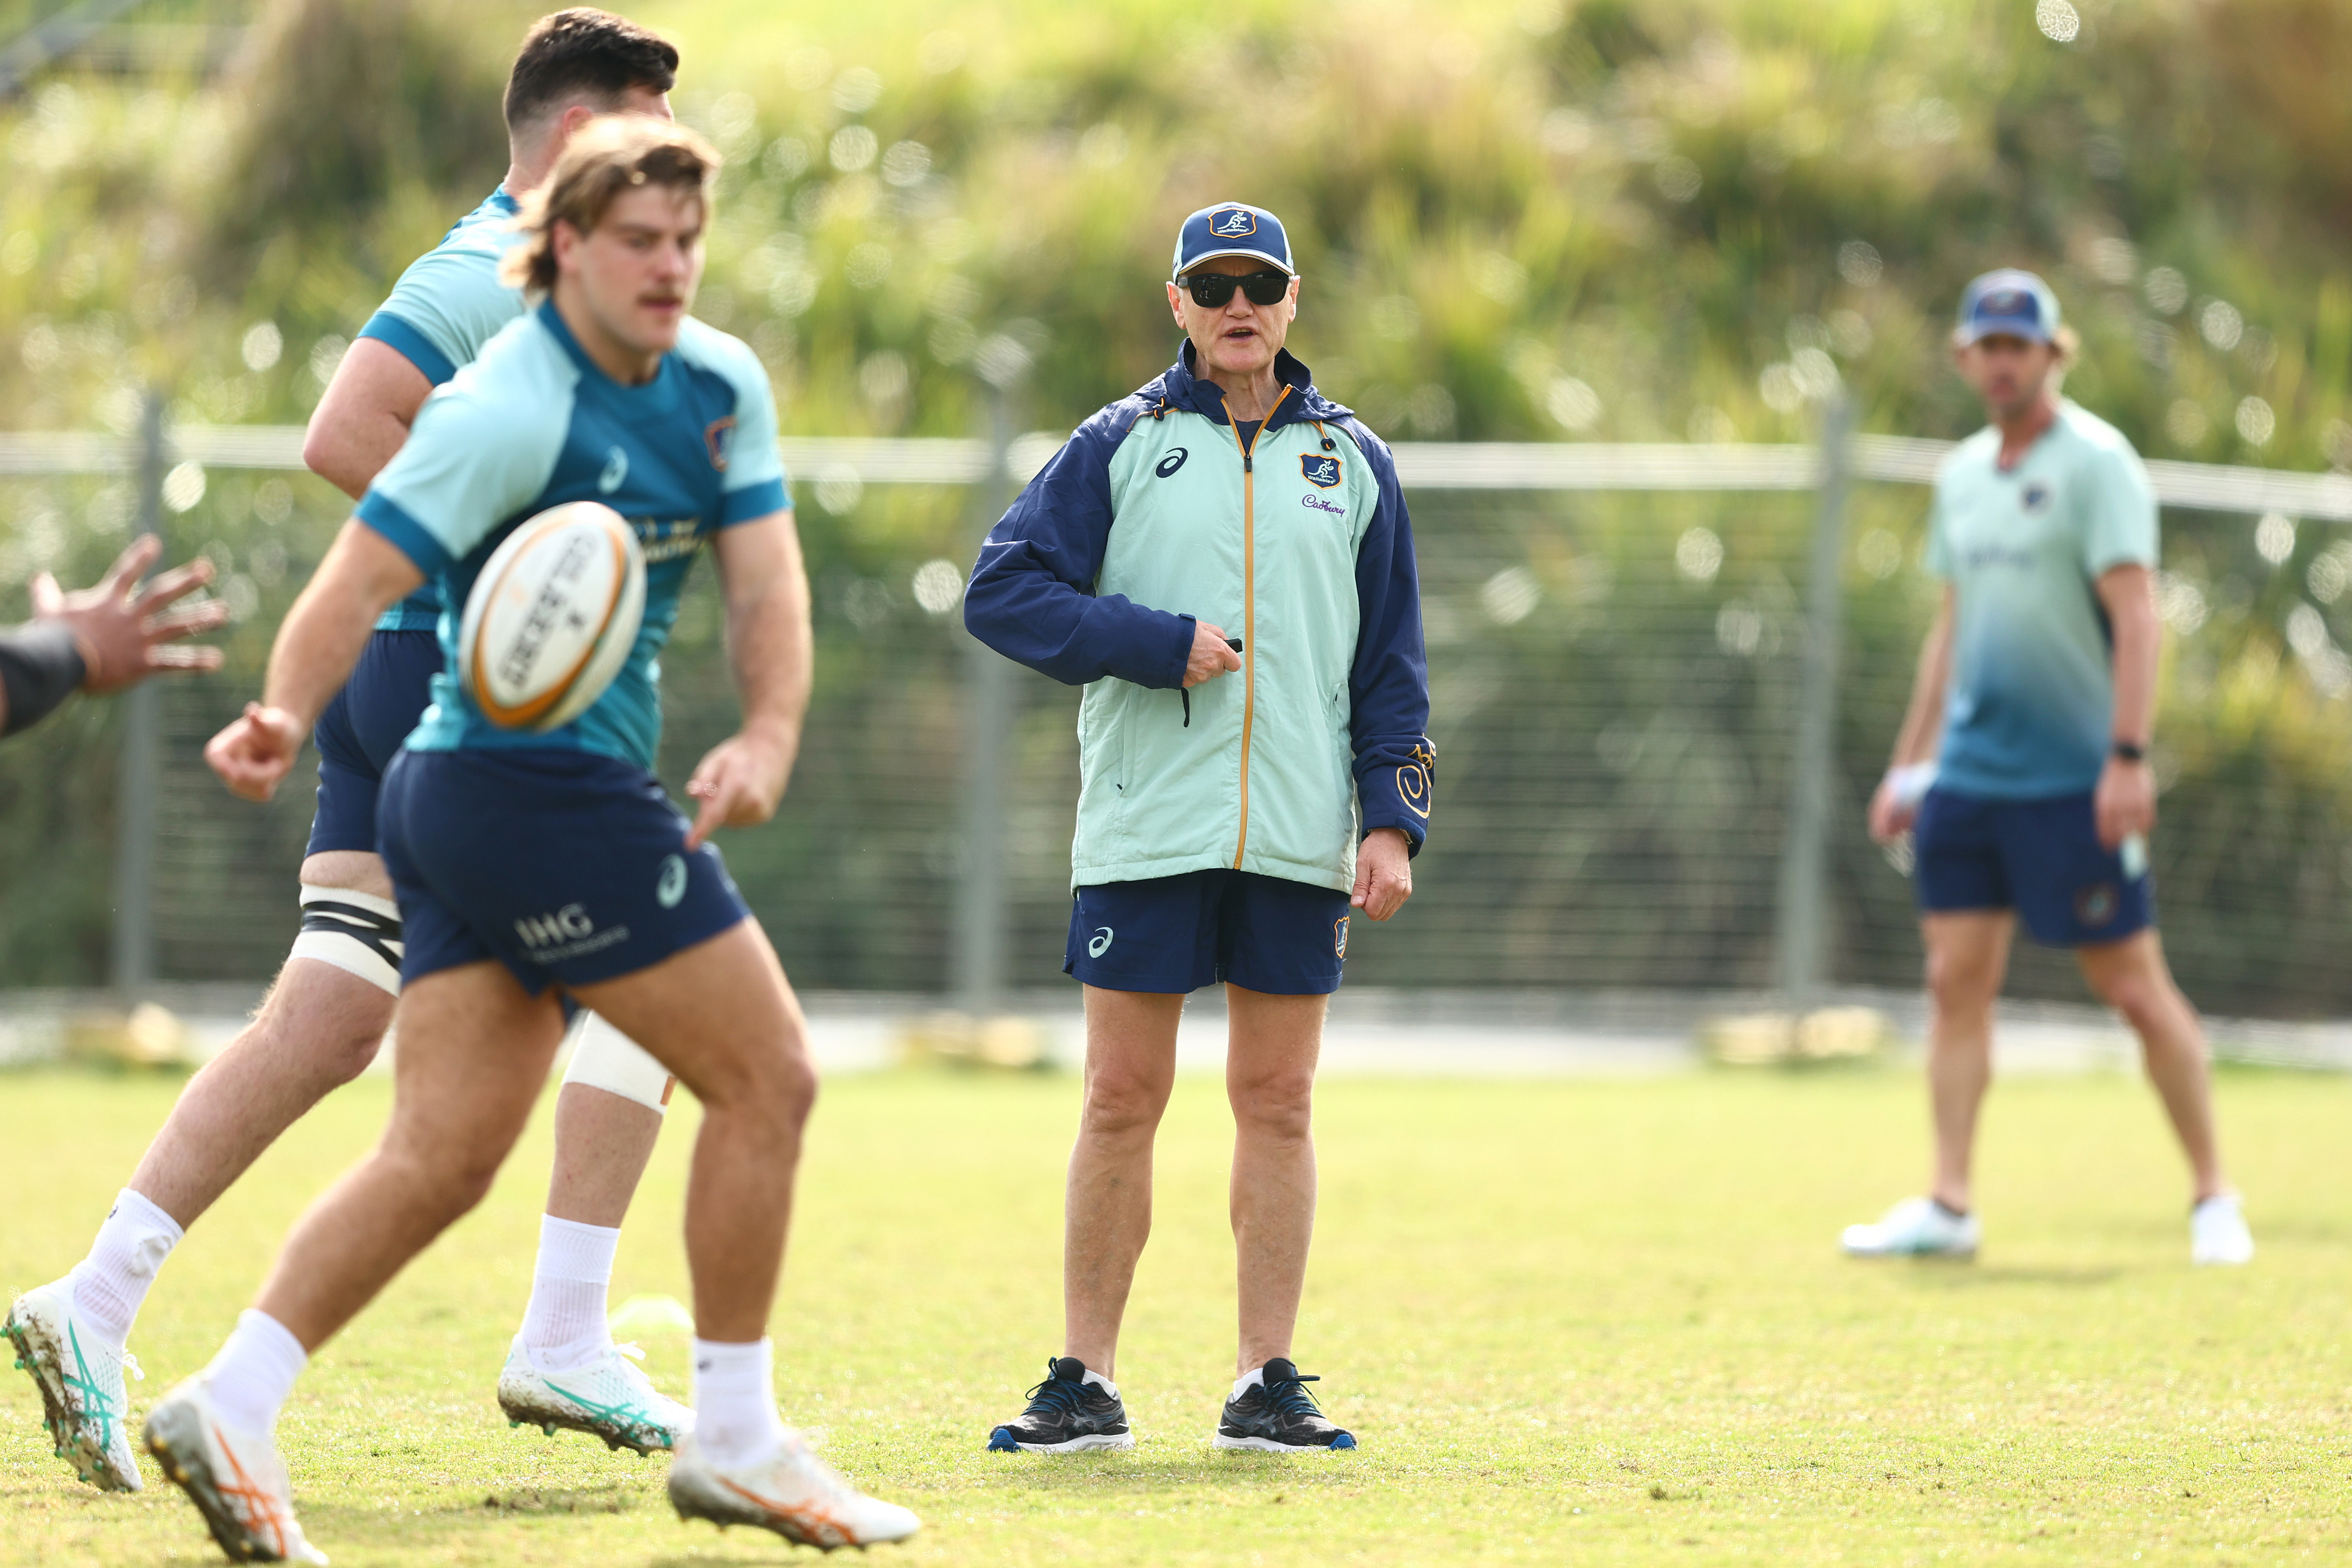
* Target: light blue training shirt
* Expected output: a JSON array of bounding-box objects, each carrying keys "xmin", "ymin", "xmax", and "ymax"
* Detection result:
[
  {"xmin": 1924, "ymin": 399, "xmax": 2158, "ymax": 800},
  {"xmin": 355, "ymin": 188, "xmax": 528, "ymax": 631},
  {"xmin": 353, "ymin": 300, "xmax": 789, "ymax": 770}
]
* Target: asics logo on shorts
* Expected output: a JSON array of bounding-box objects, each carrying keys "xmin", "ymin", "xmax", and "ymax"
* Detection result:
[
  {"xmin": 656, "ymin": 854, "xmax": 687, "ymax": 909},
  {"xmin": 1088, "ymin": 927, "xmax": 1114, "ymax": 957}
]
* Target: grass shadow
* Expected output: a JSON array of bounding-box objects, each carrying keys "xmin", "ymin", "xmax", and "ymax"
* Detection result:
[
  {"xmin": 975, "ymin": 1450, "xmax": 1365, "ymax": 1495},
  {"xmin": 1901, "ymin": 1265, "xmax": 2127, "ymax": 1288}
]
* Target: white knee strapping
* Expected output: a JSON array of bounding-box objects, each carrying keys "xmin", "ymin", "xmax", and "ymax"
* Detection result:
[
  {"xmin": 560, "ymin": 1011, "xmax": 673, "ymax": 1113},
  {"xmin": 287, "ymin": 886, "xmax": 403, "ymax": 996}
]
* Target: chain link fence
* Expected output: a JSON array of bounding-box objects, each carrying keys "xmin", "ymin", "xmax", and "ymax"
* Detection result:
[{"xmin": 5, "ymin": 417, "xmax": 2352, "ymax": 1019}]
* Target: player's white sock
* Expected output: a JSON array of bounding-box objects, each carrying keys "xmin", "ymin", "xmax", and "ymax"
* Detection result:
[
  {"xmin": 1231, "ymin": 1364, "xmax": 1268, "ymax": 1400},
  {"xmin": 69, "ymin": 1188, "xmax": 183, "ymax": 1346},
  {"xmin": 205, "ymin": 1309, "xmax": 308, "ymax": 1435},
  {"xmin": 692, "ymin": 1337, "xmax": 787, "ymax": 1468},
  {"xmin": 1081, "ymin": 1366, "xmax": 1119, "ymax": 1398},
  {"xmin": 519, "ymin": 1215, "xmax": 619, "ymax": 1372}
]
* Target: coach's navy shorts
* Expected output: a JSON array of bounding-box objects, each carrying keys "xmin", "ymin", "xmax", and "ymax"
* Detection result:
[
  {"xmin": 377, "ymin": 747, "xmax": 749, "ymax": 994},
  {"xmin": 1914, "ymin": 786, "xmax": 2153, "ymax": 948},
  {"xmin": 304, "ymin": 629, "xmax": 442, "ymax": 858},
  {"xmin": 1065, "ymin": 869, "xmax": 1351, "ymax": 996}
]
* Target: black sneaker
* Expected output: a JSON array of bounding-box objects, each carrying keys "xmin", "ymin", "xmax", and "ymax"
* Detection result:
[
  {"xmin": 1213, "ymin": 1358, "xmax": 1357, "ymax": 1451},
  {"xmin": 985, "ymin": 1357, "xmax": 1135, "ymax": 1453}
]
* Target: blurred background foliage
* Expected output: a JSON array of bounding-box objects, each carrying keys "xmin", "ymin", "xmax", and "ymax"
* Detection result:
[{"xmin": 3, "ymin": 0, "xmax": 2352, "ymax": 1010}]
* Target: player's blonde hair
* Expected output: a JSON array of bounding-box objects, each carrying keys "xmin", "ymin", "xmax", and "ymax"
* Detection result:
[{"xmin": 501, "ymin": 115, "xmax": 719, "ymax": 296}]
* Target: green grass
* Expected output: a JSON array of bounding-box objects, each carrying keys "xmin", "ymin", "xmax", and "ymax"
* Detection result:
[{"xmin": 3, "ymin": 1062, "xmax": 2349, "ymax": 1565}]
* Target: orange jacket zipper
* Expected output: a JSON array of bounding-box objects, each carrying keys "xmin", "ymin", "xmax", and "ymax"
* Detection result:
[{"xmin": 1224, "ymin": 386, "xmax": 1289, "ymax": 870}]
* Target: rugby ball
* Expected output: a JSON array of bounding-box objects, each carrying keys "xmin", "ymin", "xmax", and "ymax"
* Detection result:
[{"xmin": 456, "ymin": 501, "xmax": 646, "ymax": 732}]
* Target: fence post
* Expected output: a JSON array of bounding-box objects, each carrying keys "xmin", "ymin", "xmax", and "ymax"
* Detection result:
[
  {"xmin": 109, "ymin": 390, "xmax": 166, "ymax": 996},
  {"xmin": 1773, "ymin": 394, "xmax": 1854, "ymax": 1002},
  {"xmin": 953, "ymin": 386, "xmax": 1015, "ymax": 1016}
]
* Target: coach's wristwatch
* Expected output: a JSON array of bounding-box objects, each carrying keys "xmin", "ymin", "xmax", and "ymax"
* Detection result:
[{"xmin": 2110, "ymin": 739, "xmax": 2147, "ymax": 763}]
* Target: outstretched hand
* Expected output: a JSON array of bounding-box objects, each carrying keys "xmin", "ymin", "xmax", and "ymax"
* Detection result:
[{"xmin": 33, "ymin": 534, "xmax": 229, "ymax": 693}]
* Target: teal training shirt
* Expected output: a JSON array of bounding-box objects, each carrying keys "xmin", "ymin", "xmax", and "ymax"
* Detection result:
[
  {"xmin": 1924, "ymin": 400, "xmax": 2157, "ymax": 800},
  {"xmin": 353, "ymin": 302, "xmax": 788, "ymax": 770},
  {"xmin": 355, "ymin": 188, "xmax": 528, "ymax": 631}
]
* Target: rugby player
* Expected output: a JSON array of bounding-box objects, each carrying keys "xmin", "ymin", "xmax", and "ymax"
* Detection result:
[
  {"xmin": 1844, "ymin": 270, "xmax": 2254, "ymax": 1267},
  {"xmin": 3, "ymin": 12, "xmax": 697, "ymax": 1498},
  {"xmin": 151, "ymin": 118, "xmax": 917, "ymax": 1561},
  {"xmin": 964, "ymin": 202, "xmax": 1432, "ymax": 1453},
  {"xmin": 0, "ymin": 536, "xmax": 226, "ymax": 740}
]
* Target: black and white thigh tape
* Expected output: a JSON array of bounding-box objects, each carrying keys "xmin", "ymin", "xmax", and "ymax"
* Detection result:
[
  {"xmin": 289, "ymin": 886, "xmax": 404, "ymax": 995},
  {"xmin": 560, "ymin": 1009, "xmax": 674, "ymax": 1114}
]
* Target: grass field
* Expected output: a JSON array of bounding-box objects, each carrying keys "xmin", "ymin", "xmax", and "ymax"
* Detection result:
[{"xmin": 2, "ymin": 1060, "xmax": 2348, "ymax": 1566}]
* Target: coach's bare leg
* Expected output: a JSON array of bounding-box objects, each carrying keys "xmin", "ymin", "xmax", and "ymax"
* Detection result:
[
  {"xmin": 1226, "ymin": 985, "xmax": 1325, "ymax": 1375},
  {"xmin": 570, "ymin": 922, "xmax": 815, "ymax": 1342},
  {"xmin": 1061, "ymin": 987, "xmax": 1183, "ymax": 1377},
  {"xmin": 255, "ymin": 961, "xmax": 565, "ymax": 1348},
  {"xmin": 2076, "ymin": 930, "xmax": 2229, "ymax": 1202},
  {"xmin": 1921, "ymin": 911, "xmax": 2013, "ymax": 1214},
  {"xmin": 126, "ymin": 852, "xmax": 395, "ymax": 1228},
  {"xmin": 544, "ymin": 1086, "xmax": 666, "ymax": 1226}
]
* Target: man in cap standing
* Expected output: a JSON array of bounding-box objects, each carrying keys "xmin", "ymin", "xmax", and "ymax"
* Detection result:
[
  {"xmin": 1845, "ymin": 270, "xmax": 2253, "ymax": 1266},
  {"xmin": 964, "ymin": 201, "xmax": 1432, "ymax": 1451}
]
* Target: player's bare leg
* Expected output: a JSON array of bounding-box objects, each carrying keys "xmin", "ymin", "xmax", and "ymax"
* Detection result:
[
  {"xmin": 1923, "ymin": 911, "xmax": 2013, "ymax": 1214},
  {"xmin": 2075, "ymin": 931, "xmax": 2226, "ymax": 1197},
  {"xmin": 1060, "ymin": 987, "xmax": 1183, "ymax": 1376},
  {"xmin": 546, "ymin": 1084, "xmax": 665, "ymax": 1226},
  {"xmin": 1225, "ymin": 985, "xmax": 1324, "ymax": 1376},
  {"xmin": 573, "ymin": 920, "xmax": 917, "ymax": 1547}
]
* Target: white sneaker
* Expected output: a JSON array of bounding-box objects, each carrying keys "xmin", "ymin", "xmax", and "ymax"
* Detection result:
[
  {"xmin": 496, "ymin": 1337, "xmax": 693, "ymax": 1454},
  {"xmin": 5, "ymin": 1277, "xmax": 146, "ymax": 1491},
  {"xmin": 1841, "ymin": 1196, "xmax": 1981, "ymax": 1258},
  {"xmin": 2191, "ymin": 1194, "xmax": 2255, "ymax": 1266},
  {"xmin": 143, "ymin": 1374, "xmax": 329, "ymax": 1565},
  {"xmin": 669, "ymin": 1428, "xmax": 921, "ymax": 1549}
]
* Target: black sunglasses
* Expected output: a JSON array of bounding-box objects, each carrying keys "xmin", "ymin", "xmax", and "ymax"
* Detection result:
[{"xmin": 1181, "ymin": 270, "xmax": 1291, "ymax": 308}]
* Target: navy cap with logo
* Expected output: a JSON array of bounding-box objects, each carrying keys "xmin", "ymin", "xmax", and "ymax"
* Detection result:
[
  {"xmin": 1171, "ymin": 202, "xmax": 1295, "ymax": 280},
  {"xmin": 1956, "ymin": 269, "xmax": 2062, "ymax": 346}
]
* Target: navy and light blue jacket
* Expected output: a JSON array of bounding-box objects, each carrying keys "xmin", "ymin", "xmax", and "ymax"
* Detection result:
[
  {"xmin": 355, "ymin": 187, "xmax": 529, "ymax": 631},
  {"xmin": 965, "ymin": 344, "xmax": 1432, "ymax": 894},
  {"xmin": 355, "ymin": 300, "xmax": 788, "ymax": 771}
]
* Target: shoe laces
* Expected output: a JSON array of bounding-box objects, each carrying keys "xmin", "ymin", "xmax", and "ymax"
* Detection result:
[
  {"xmin": 120, "ymin": 1350, "xmax": 144, "ymax": 1383},
  {"xmin": 1020, "ymin": 1367, "xmax": 1093, "ymax": 1418},
  {"xmin": 1261, "ymin": 1370, "xmax": 1324, "ymax": 1420}
]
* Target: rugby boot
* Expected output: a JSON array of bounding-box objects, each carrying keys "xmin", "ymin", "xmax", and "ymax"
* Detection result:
[
  {"xmin": 1841, "ymin": 1195, "xmax": 1980, "ymax": 1259},
  {"xmin": 2191, "ymin": 1193, "xmax": 2255, "ymax": 1266},
  {"xmin": 496, "ymin": 1336, "xmax": 692, "ymax": 1454},
  {"xmin": 6, "ymin": 1277, "xmax": 146, "ymax": 1491},
  {"xmin": 144, "ymin": 1374, "xmax": 329, "ymax": 1565},
  {"xmin": 669, "ymin": 1428, "xmax": 921, "ymax": 1548},
  {"xmin": 1213, "ymin": 1358, "xmax": 1357, "ymax": 1451},
  {"xmin": 985, "ymin": 1356, "xmax": 1134, "ymax": 1452}
]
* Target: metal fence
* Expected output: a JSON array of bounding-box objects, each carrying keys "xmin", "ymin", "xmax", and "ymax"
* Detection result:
[{"xmin": 5, "ymin": 410, "xmax": 2352, "ymax": 1018}]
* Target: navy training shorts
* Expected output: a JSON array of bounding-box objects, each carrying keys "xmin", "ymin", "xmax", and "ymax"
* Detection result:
[
  {"xmin": 1913, "ymin": 786, "xmax": 2153, "ymax": 949},
  {"xmin": 1065, "ymin": 868, "xmax": 1352, "ymax": 996},
  {"xmin": 377, "ymin": 746, "xmax": 750, "ymax": 994},
  {"xmin": 305, "ymin": 629, "xmax": 443, "ymax": 858}
]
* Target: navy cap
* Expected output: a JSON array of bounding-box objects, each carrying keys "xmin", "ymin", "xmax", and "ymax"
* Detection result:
[
  {"xmin": 1956, "ymin": 269, "xmax": 2061, "ymax": 345},
  {"xmin": 1171, "ymin": 202, "xmax": 1295, "ymax": 280}
]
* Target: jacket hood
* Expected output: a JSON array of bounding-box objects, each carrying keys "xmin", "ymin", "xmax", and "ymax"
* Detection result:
[{"xmin": 1142, "ymin": 341, "xmax": 1354, "ymax": 429}]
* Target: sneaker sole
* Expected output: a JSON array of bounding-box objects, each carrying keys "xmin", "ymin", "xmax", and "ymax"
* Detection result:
[
  {"xmin": 5, "ymin": 1305, "xmax": 136, "ymax": 1492},
  {"xmin": 497, "ymin": 1385, "xmax": 674, "ymax": 1455},
  {"xmin": 671, "ymin": 1476, "xmax": 916, "ymax": 1548},
  {"xmin": 1212, "ymin": 1432, "xmax": 1357, "ymax": 1452},
  {"xmin": 145, "ymin": 1400, "xmax": 280, "ymax": 1563},
  {"xmin": 987, "ymin": 1428, "xmax": 1135, "ymax": 1454}
]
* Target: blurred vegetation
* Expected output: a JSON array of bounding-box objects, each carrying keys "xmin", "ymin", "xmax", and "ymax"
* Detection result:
[{"xmin": 1, "ymin": 0, "xmax": 2350, "ymax": 1008}]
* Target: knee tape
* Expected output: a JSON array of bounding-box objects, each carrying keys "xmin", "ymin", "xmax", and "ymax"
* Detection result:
[
  {"xmin": 287, "ymin": 886, "xmax": 403, "ymax": 996},
  {"xmin": 560, "ymin": 1011, "xmax": 673, "ymax": 1113}
]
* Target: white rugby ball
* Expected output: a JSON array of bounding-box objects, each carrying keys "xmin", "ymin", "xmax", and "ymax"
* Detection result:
[{"xmin": 456, "ymin": 501, "xmax": 646, "ymax": 732}]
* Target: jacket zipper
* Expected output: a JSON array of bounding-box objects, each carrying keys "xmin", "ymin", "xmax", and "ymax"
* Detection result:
[{"xmin": 1224, "ymin": 385, "xmax": 1289, "ymax": 871}]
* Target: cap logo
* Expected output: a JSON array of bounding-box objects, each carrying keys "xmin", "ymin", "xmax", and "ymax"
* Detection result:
[
  {"xmin": 1978, "ymin": 288, "xmax": 2034, "ymax": 319},
  {"xmin": 1210, "ymin": 207, "xmax": 1257, "ymax": 239},
  {"xmin": 2021, "ymin": 481, "xmax": 2053, "ymax": 515}
]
